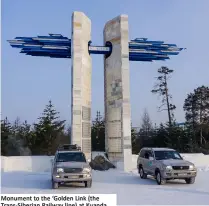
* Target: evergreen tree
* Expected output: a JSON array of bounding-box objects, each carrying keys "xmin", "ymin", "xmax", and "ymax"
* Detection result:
[
  {"xmin": 131, "ymin": 127, "xmax": 139, "ymax": 154},
  {"xmin": 66, "ymin": 124, "xmax": 71, "ymax": 143},
  {"xmin": 12, "ymin": 117, "xmax": 21, "ymax": 136},
  {"xmin": 33, "ymin": 100, "xmax": 66, "ymax": 155},
  {"xmin": 195, "ymin": 86, "xmax": 209, "ymax": 145},
  {"xmin": 17, "ymin": 120, "xmax": 34, "ymax": 152},
  {"xmin": 53, "ymin": 124, "xmax": 71, "ymax": 150},
  {"xmin": 1, "ymin": 117, "xmax": 12, "ymax": 155},
  {"xmin": 167, "ymin": 123, "xmax": 188, "ymax": 152},
  {"xmin": 184, "ymin": 86, "xmax": 209, "ymax": 145},
  {"xmin": 91, "ymin": 111, "xmax": 105, "ymax": 151},
  {"xmin": 153, "ymin": 123, "xmax": 169, "ymax": 148}
]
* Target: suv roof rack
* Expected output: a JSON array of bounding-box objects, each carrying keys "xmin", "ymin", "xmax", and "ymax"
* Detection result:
[{"xmin": 57, "ymin": 144, "xmax": 81, "ymax": 151}]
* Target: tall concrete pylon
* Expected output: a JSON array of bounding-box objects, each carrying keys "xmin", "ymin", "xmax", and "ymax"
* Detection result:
[
  {"xmin": 104, "ymin": 15, "xmax": 132, "ymax": 172},
  {"xmin": 71, "ymin": 11, "xmax": 92, "ymax": 160}
]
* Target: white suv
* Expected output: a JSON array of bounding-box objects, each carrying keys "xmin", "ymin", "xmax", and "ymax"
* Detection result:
[
  {"xmin": 51, "ymin": 144, "xmax": 92, "ymax": 189},
  {"xmin": 137, "ymin": 147, "xmax": 197, "ymax": 185}
]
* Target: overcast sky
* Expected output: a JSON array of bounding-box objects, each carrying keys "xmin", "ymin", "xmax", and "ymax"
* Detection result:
[{"xmin": 2, "ymin": 0, "xmax": 209, "ymax": 127}]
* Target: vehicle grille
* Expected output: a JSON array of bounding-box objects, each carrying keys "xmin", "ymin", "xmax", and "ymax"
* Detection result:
[
  {"xmin": 172, "ymin": 166, "xmax": 189, "ymax": 170},
  {"xmin": 64, "ymin": 168, "xmax": 83, "ymax": 173}
]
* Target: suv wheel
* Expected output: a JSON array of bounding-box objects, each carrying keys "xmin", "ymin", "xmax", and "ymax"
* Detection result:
[
  {"xmin": 139, "ymin": 167, "xmax": 147, "ymax": 179},
  {"xmin": 85, "ymin": 180, "xmax": 92, "ymax": 188},
  {"xmin": 52, "ymin": 181, "xmax": 59, "ymax": 189},
  {"xmin": 185, "ymin": 177, "xmax": 195, "ymax": 184},
  {"xmin": 156, "ymin": 171, "xmax": 166, "ymax": 185}
]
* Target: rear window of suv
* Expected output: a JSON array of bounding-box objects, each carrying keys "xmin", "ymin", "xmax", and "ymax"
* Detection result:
[{"xmin": 56, "ymin": 152, "xmax": 86, "ymax": 162}]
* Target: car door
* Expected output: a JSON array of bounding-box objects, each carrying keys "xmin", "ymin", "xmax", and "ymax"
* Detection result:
[
  {"xmin": 137, "ymin": 149, "xmax": 145, "ymax": 169},
  {"xmin": 143, "ymin": 150, "xmax": 151, "ymax": 173},
  {"xmin": 144, "ymin": 150, "xmax": 155, "ymax": 174},
  {"xmin": 148, "ymin": 150, "xmax": 156, "ymax": 175}
]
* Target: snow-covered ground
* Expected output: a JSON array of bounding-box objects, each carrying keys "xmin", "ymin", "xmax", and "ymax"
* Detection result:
[{"xmin": 1, "ymin": 154, "xmax": 209, "ymax": 205}]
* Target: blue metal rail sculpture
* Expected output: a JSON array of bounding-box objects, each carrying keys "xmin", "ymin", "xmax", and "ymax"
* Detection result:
[{"xmin": 8, "ymin": 34, "xmax": 185, "ymax": 61}]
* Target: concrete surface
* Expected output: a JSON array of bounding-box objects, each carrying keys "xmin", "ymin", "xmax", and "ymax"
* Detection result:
[
  {"xmin": 71, "ymin": 11, "xmax": 92, "ymax": 160},
  {"xmin": 104, "ymin": 15, "xmax": 132, "ymax": 172}
]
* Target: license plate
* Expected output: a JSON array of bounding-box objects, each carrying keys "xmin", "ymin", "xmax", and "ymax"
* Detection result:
[
  {"xmin": 180, "ymin": 173, "xmax": 187, "ymax": 176},
  {"xmin": 69, "ymin": 175, "xmax": 78, "ymax": 179}
]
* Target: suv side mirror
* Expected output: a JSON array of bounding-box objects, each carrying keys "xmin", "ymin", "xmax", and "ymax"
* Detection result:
[{"xmin": 149, "ymin": 157, "xmax": 154, "ymax": 161}]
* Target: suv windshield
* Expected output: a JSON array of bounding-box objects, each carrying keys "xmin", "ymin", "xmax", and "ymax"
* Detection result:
[
  {"xmin": 56, "ymin": 152, "xmax": 86, "ymax": 162},
  {"xmin": 154, "ymin": 150, "xmax": 182, "ymax": 160}
]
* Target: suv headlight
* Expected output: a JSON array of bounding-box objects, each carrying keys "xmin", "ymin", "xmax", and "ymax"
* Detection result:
[
  {"xmin": 57, "ymin": 168, "xmax": 64, "ymax": 173},
  {"xmin": 83, "ymin": 168, "xmax": 91, "ymax": 173},
  {"xmin": 189, "ymin": 165, "xmax": 195, "ymax": 170},
  {"xmin": 165, "ymin": 166, "xmax": 173, "ymax": 170}
]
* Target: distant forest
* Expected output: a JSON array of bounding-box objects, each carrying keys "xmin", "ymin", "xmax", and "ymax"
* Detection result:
[{"xmin": 1, "ymin": 67, "xmax": 209, "ymax": 156}]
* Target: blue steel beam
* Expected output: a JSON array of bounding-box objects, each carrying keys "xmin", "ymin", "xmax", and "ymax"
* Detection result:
[
  {"xmin": 8, "ymin": 34, "xmax": 185, "ymax": 61},
  {"xmin": 128, "ymin": 37, "xmax": 185, "ymax": 61}
]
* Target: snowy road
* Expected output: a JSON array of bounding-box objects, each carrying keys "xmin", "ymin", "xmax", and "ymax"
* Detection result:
[{"xmin": 1, "ymin": 170, "xmax": 209, "ymax": 205}]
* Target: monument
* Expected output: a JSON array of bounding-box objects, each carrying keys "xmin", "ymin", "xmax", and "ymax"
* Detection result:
[
  {"xmin": 71, "ymin": 12, "xmax": 92, "ymax": 161},
  {"xmin": 103, "ymin": 15, "xmax": 132, "ymax": 169},
  {"xmin": 8, "ymin": 11, "xmax": 185, "ymax": 172}
]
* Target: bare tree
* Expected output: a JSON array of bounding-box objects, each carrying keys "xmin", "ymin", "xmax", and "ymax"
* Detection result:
[{"xmin": 141, "ymin": 108, "xmax": 153, "ymax": 135}]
